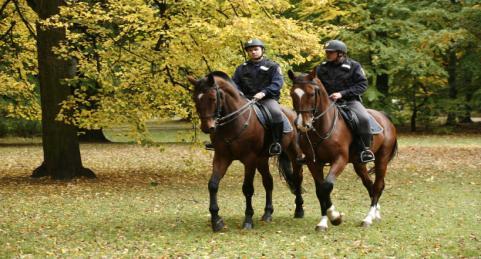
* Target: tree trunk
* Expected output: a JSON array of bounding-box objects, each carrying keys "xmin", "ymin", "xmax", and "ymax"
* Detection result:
[
  {"xmin": 29, "ymin": 0, "xmax": 95, "ymax": 179},
  {"xmin": 460, "ymin": 92, "xmax": 473, "ymax": 123},
  {"xmin": 411, "ymin": 84, "xmax": 417, "ymax": 132},
  {"xmin": 376, "ymin": 72, "xmax": 389, "ymax": 108},
  {"xmin": 446, "ymin": 49, "xmax": 457, "ymax": 126}
]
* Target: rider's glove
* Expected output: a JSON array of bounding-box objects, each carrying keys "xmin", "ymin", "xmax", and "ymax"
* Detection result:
[{"xmin": 253, "ymin": 92, "xmax": 266, "ymax": 101}]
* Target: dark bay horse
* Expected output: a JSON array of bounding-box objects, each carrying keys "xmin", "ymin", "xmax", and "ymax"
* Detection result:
[
  {"xmin": 288, "ymin": 69, "xmax": 398, "ymax": 231},
  {"xmin": 187, "ymin": 71, "xmax": 305, "ymax": 232}
]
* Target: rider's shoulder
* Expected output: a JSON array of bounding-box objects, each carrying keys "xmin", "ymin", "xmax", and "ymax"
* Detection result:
[{"xmin": 262, "ymin": 58, "xmax": 279, "ymax": 68}]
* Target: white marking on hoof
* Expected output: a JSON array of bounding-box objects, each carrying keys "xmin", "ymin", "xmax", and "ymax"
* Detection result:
[
  {"xmin": 327, "ymin": 205, "xmax": 340, "ymax": 221},
  {"xmin": 316, "ymin": 216, "xmax": 328, "ymax": 231},
  {"xmin": 374, "ymin": 204, "xmax": 381, "ymax": 221},
  {"xmin": 362, "ymin": 206, "xmax": 377, "ymax": 227}
]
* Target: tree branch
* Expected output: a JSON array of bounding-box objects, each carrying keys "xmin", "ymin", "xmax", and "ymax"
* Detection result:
[
  {"xmin": 25, "ymin": 0, "xmax": 36, "ymax": 13},
  {"xmin": 227, "ymin": 0, "xmax": 239, "ymax": 17},
  {"xmin": 0, "ymin": 21, "xmax": 15, "ymax": 42},
  {"xmin": 164, "ymin": 65, "xmax": 190, "ymax": 91},
  {"xmin": 0, "ymin": 0, "xmax": 12, "ymax": 17},
  {"xmin": 254, "ymin": 0, "xmax": 272, "ymax": 18},
  {"xmin": 189, "ymin": 34, "xmax": 212, "ymax": 73},
  {"xmin": 13, "ymin": 0, "xmax": 36, "ymax": 40}
]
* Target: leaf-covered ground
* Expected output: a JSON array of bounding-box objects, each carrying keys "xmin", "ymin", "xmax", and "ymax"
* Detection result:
[{"xmin": 0, "ymin": 135, "xmax": 480, "ymax": 257}]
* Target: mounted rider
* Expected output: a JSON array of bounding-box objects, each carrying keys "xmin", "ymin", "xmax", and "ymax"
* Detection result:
[
  {"xmin": 316, "ymin": 39, "xmax": 375, "ymax": 163},
  {"xmin": 232, "ymin": 38, "xmax": 285, "ymax": 156}
]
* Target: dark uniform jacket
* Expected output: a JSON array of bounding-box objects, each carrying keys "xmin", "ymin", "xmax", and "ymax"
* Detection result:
[
  {"xmin": 316, "ymin": 58, "xmax": 368, "ymax": 102},
  {"xmin": 232, "ymin": 58, "xmax": 283, "ymax": 101}
]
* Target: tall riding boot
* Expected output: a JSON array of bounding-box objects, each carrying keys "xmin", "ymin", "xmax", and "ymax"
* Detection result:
[
  {"xmin": 359, "ymin": 133, "xmax": 375, "ymax": 163},
  {"xmin": 269, "ymin": 122, "xmax": 283, "ymax": 155}
]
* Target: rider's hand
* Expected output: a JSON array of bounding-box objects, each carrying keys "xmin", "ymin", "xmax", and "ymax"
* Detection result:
[
  {"xmin": 253, "ymin": 92, "xmax": 266, "ymax": 101},
  {"xmin": 329, "ymin": 92, "xmax": 342, "ymax": 101}
]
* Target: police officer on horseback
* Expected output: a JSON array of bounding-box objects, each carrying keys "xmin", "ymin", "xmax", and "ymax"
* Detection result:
[
  {"xmin": 316, "ymin": 39, "xmax": 375, "ymax": 163},
  {"xmin": 231, "ymin": 38, "xmax": 285, "ymax": 156}
]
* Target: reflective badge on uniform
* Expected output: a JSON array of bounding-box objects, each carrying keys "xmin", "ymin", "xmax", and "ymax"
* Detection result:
[
  {"xmin": 341, "ymin": 64, "xmax": 351, "ymax": 70},
  {"xmin": 260, "ymin": 66, "xmax": 269, "ymax": 71}
]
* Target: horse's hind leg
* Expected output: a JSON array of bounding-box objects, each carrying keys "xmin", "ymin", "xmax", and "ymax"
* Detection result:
[
  {"xmin": 257, "ymin": 158, "xmax": 274, "ymax": 222},
  {"xmin": 283, "ymin": 143, "xmax": 305, "ymax": 218},
  {"xmin": 354, "ymin": 158, "xmax": 386, "ymax": 227},
  {"xmin": 209, "ymin": 155, "xmax": 232, "ymax": 232},
  {"xmin": 242, "ymin": 160, "xmax": 257, "ymax": 229}
]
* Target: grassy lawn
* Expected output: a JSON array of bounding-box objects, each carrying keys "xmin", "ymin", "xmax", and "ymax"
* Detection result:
[{"xmin": 0, "ymin": 134, "xmax": 480, "ymax": 257}]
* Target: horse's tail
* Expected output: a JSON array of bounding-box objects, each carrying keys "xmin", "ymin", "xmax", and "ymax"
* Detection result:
[
  {"xmin": 389, "ymin": 138, "xmax": 398, "ymax": 163},
  {"xmin": 277, "ymin": 151, "xmax": 296, "ymax": 194}
]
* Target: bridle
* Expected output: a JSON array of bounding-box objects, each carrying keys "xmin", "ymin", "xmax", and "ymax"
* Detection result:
[
  {"xmin": 292, "ymin": 79, "xmax": 339, "ymax": 162},
  {"xmin": 292, "ymin": 79, "xmax": 337, "ymax": 124},
  {"xmin": 198, "ymin": 82, "xmax": 256, "ymax": 143}
]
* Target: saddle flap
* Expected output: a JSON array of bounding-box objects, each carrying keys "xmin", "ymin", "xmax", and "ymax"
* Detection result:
[{"xmin": 253, "ymin": 103, "xmax": 293, "ymax": 133}]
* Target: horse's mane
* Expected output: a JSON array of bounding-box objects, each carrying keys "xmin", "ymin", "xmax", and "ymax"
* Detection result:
[{"xmin": 208, "ymin": 71, "xmax": 241, "ymax": 98}]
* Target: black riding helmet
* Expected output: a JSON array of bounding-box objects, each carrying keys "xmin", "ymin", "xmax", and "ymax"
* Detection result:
[
  {"xmin": 324, "ymin": 39, "xmax": 347, "ymax": 53},
  {"xmin": 244, "ymin": 38, "xmax": 265, "ymax": 50}
]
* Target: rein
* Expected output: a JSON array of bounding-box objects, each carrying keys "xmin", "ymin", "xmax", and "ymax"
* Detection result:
[
  {"xmin": 294, "ymin": 79, "xmax": 339, "ymax": 162},
  {"xmin": 205, "ymin": 83, "xmax": 257, "ymax": 144}
]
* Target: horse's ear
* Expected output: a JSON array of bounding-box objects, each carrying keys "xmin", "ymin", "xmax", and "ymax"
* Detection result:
[
  {"xmin": 187, "ymin": 75, "xmax": 198, "ymax": 86},
  {"xmin": 207, "ymin": 73, "xmax": 215, "ymax": 87},
  {"xmin": 288, "ymin": 70, "xmax": 296, "ymax": 81},
  {"xmin": 308, "ymin": 67, "xmax": 317, "ymax": 80}
]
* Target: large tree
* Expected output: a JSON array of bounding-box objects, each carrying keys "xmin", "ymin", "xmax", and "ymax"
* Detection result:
[{"xmin": 25, "ymin": 0, "xmax": 94, "ymax": 179}]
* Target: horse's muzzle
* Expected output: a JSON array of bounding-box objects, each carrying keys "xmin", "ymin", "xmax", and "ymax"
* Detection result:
[
  {"xmin": 200, "ymin": 120, "xmax": 216, "ymax": 134},
  {"xmin": 295, "ymin": 115, "xmax": 313, "ymax": 132}
]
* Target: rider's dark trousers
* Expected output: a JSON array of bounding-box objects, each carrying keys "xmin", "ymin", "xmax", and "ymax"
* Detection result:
[
  {"xmin": 259, "ymin": 99, "xmax": 283, "ymax": 123},
  {"xmin": 345, "ymin": 100, "xmax": 372, "ymax": 148}
]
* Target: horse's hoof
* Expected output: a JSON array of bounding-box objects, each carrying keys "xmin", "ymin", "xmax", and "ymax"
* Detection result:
[
  {"xmin": 361, "ymin": 221, "xmax": 371, "ymax": 228},
  {"xmin": 330, "ymin": 213, "xmax": 343, "ymax": 226},
  {"xmin": 294, "ymin": 209, "xmax": 304, "ymax": 218},
  {"xmin": 211, "ymin": 218, "xmax": 225, "ymax": 232},
  {"xmin": 243, "ymin": 222, "xmax": 253, "ymax": 230},
  {"xmin": 315, "ymin": 225, "xmax": 328, "ymax": 232},
  {"xmin": 261, "ymin": 214, "xmax": 272, "ymax": 222}
]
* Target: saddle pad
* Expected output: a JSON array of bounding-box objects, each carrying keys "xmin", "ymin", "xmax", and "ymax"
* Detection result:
[
  {"xmin": 253, "ymin": 105, "xmax": 293, "ymax": 133},
  {"xmin": 369, "ymin": 115, "xmax": 383, "ymax": 134}
]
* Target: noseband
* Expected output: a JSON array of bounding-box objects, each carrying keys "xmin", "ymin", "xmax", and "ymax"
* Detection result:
[
  {"xmin": 293, "ymin": 80, "xmax": 336, "ymax": 122},
  {"xmin": 199, "ymin": 83, "xmax": 255, "ymax": 134}
]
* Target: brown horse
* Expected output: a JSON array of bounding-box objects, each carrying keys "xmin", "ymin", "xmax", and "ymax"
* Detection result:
[
  {"xmin": 187, "ymin": 71, "xmax": 305, "ymax": 232},
  {"xmin": 288, "ymin": 69, "xmax": 398, "ymax": 231}
]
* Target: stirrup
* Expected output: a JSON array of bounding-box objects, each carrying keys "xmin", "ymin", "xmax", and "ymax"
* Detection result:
[
  {"xmin": 205, "ymin": 143, "xmax": 214, "ymax": 151},
  {"xmin": 269, "ymin": 142, "xmax": 282, "ymax": 156},
  {"xmin": 360, "ymin": 150, "xmax": 375, "ymax": 163}
]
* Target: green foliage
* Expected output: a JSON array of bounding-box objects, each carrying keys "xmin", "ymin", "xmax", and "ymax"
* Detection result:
[
  {"xmin": 0, "ymin": 117, "xmax": 41, "ymax": 137},
  {"xmin": 0, "ymin": 0, "xmax": 480, "ymax": 135}
]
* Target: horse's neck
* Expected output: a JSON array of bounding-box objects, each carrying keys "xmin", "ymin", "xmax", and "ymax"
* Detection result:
[
  {"xmin": 222, "ymin": 89, "xmax": 246, "ymax": 115},
  {"xmin": 314, "ymin": 91, "xmax": 336, "ymax": 131},
  {"xmin": 221, "ymin": 83, "xmax": 247, "ymax": 115}
]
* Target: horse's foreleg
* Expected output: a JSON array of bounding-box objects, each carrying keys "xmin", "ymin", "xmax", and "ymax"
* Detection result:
[
  {"xmin": 305, "ymin": 161, "xmax": 329, "ymax": 231},
  {"xmin": 322, "ymin": 159, "xmax": 347, "ymax": 228},
  {"xmin": 209, "ymin": 155, "xmax": 232, "ymax": 232},
  {"xmin": 242, "ymin": 160, "xmax": 257, "ymax": 229},
  {"xmin": 257, "ymin": 158, "xmax": 274, "ymax": 222},
  {"xmin": 286, "ymin": 144, "xmax": 305, "ymax": 218}
]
